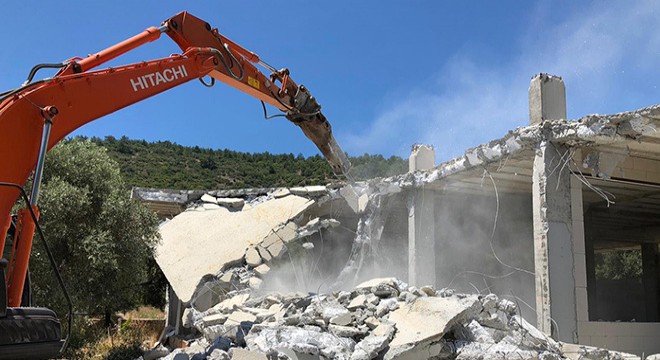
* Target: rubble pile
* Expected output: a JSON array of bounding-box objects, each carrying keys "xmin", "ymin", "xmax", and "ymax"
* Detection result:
[{"xmin": 147, "ymin": 278, "xmax": 636, "ymax": 360}]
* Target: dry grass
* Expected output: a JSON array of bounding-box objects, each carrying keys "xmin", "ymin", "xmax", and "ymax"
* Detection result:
[
  {"xmin": 120, "ymin": 305, "xmax": 166, "ymax": 320},
  {"xmin": 66, "ymin": 316, "xmax": 164, "ymax": 360}
]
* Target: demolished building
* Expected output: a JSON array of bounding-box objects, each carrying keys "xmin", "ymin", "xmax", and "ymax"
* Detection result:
[{"xmin": 134, "ymin": 74, "xmax": 660, "ymax": 357}]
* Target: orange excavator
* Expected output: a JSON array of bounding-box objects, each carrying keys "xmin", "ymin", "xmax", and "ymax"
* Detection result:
[{"xmin": 0, "ymin": 11, "xmax": 351, "ymax": 359}]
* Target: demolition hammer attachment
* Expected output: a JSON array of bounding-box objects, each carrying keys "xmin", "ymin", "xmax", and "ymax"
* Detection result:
[{"xmin": 285, "ymin": 85, "xmax": 352, "ymax": 178}]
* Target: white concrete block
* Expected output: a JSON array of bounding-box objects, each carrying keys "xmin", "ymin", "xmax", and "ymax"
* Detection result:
[
  {"xmin": 245, "ymin": 246, "xmax": 262, "ymax": 267},
  {"xmin": 409, "ymin": 144, "xmax": 435, "ymax": 172},
  {"xmin": 289, "ymin": 187, "xmax": 307, "ymax": 195},
  {"xmin": 529, "ymin": 73, "xmax": 566, "ymax": 125},
  {"xmin": 304, "ymin": 185, "xmax": 327, "ymax": 196},
  {"xmin": 254, "ymin": 264, "xmax": 270, "ymax": 277},
  {"xmin": 339, "ymin": 185, "xmax": 359, "ymax": 213},
  {"xmin": 201, "ymin": 194, "xmax": 218, "ymax": 204}
]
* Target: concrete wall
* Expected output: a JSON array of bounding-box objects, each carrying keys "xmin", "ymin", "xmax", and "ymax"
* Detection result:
[{"xmin": 578, "ymin": 321, "xmax": 660, "ymax": 355}]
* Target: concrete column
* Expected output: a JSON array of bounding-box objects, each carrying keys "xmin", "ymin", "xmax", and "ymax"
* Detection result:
[
  {"xmin": 530, "ymin": 73, "xmax": 577, "ymax": 342},
  {"xmin": 409, "ymin": 144, "xmax": 435, "ymax": 172},
  {"xmin": 532, "ymin": 141, "xmax": 577, "ymax": 342},
  {"xmin": 408, "ymin": 145, "xmax": 436, "ymax": 286},
  {"xmin": 570, "ymin": 172, "xmax": 590, "ymax": 329},
  {"xmin": 529, "ymin": 74, "xmax": 566, "ymax": 125},
  {"xmin": 165, "ymin": 285, "xmax": 183, "ymax": 335},
  {"xmin": 584, "ymin": 211, "xmax": 597, "ymax": 321}
]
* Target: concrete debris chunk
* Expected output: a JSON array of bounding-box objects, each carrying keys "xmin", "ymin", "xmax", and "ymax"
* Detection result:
[
  {"xmin": 253, "ymin": 264, "xmax": 270, "ymax": 277},
  {"xmin": 455, "ymin": 341, "xmax": 540, "ymax": 360},
  {"xmin": 265, "ymin": 239, "xmax": 285, "ymax": 258},
  {"xmin": 256, "ymin": 245, "xmax": 272, "ymax": 262},
  {"xmin": 290, "ymin": 185, "xmax": 327, "ymax": 197},
  {"xmin": 339, "ymin": 185, "xmax": 360, "ymax": 213},
  {"xmin": 420, "ymin": 285, "xmax": 436, "ymax": 297},
  {"xmin": 202, "ymin": 203, "xmax": 222, "ymax": 210},
  {"xmin": 229, "ymin": 348, "xmax": 268, "ymax": 360},
  {"xmin": 347, "ymin": 294, "xmax": 367, "ymax": 310},
  {"xmin": 357, "ymin": 194, "xmax": 369, "ymax": 213},
  {"xmin": 201, "ymin": 194, "xmax": 218, "ymax": 204},
  {"xmin": 375, "ymin": 298, "xmax": 399, "ymax": 317},
  {"xmin": 202, "ymin": 313, "xmax": 228, "ymax": 327},
  {"xmin": 271, "ymin": 188, "xmax": 291, "ymax": 198},
  {"xmin": 213, "ymin": 293, "xmax": 250, "ymax": 313},
  {"xmin": 226, "ymin": 311, "xmax": 257, "ymax": 325},
  {"xmin": 244, "ymin": 247, "xmax": 262, "ymax": 267},
  {"xmin": 296, "ymin": 218, "xmax": 340, "ymax": 238},
  {"xmin": 330, "ymin": 312, "xmax": 353, "ymax": 326},
  {"xmin": 351, "ymin": 324, "xmax": 395, "ymax": 360},
  {"xmin": 385, "ymin": 295, "xmax": 480, "ymax": 359},
  {"xmin": 163, "ymin": 278, "xmax": 636, "ymax": 360},
  {"xmin": 216, "ymin": 197, "xmax": 245, "ymax": 208},
  {"xmin": 248, "ymin": 277, "xmax": 263, "ymax": 289}
]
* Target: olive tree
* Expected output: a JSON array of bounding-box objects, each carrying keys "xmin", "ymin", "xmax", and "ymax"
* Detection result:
[{"xmin": 29, "ymin": 139, "xmax": 160, "ymax": 324}]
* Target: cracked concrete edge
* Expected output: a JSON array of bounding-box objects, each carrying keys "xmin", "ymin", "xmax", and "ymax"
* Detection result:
[{"xmin": 380, "ymin": 104, "xmax": 660, "ymax": 191}]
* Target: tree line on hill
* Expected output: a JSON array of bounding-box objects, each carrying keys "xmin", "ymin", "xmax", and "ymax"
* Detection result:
[{"xmin": 89, "ymin": 135, "xmax": 408, "ymax": 189}]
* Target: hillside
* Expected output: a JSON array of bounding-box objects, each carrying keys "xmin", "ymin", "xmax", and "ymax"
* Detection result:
[{"xmin": 87, "ymin": 136, "xmax": 407, "ymax": 189}]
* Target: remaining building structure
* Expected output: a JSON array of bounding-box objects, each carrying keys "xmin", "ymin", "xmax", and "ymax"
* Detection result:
[{"xmin": 137, "ymin": 73, "xmax": 660, "ymax": 356}]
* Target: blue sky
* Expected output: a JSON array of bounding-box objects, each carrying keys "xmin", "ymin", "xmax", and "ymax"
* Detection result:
[{"xmin": 2, "ymin": 1, "xmax": 659, "ymax": 163}]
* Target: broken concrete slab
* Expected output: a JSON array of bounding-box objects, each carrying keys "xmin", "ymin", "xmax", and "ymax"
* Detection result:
[
  {"xmin": 290, "ymin": 185, "xmax": 328, "ymax": 197},
  {"xmin": 156, "ymin": 195, "xmax": 314, "ymax": 303},
  {"xmin": 271, "ymin": 188, "xmax": 291, "ymax": 199},
  {"xmin": 385, "ymin": 295, "xmax": 480, "ymax": 359}
]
